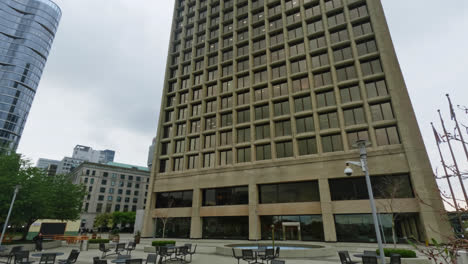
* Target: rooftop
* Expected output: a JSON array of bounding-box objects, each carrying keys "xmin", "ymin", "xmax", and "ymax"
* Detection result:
[{"xmin": 105, "ymin": 162, "xmax": 149, "ymax": 172}]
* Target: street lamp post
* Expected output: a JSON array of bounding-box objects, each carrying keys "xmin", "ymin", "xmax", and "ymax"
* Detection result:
[
  {"xmin": 0, "ymin": 185, "xmax": 21, "ymax": 247},
  {"xmin": 346, "ymin": 140, "xmax": 386, "ymax": 264}
]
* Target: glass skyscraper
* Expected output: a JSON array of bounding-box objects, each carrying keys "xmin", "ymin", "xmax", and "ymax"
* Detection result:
[{"xmin": 0, "ymin": 0, "xmax": 61, "ymax": 150}]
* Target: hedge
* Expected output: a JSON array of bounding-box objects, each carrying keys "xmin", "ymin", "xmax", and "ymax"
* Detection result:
[
  {"xmin": 376, "ymin": 248, "xmax": 417, "ymax": 258},
  {"xmin": 89, "ymin": 239, "xmax": 110, "ymax": 244},
  {"xmin": 152, "ymin": 241, "xmax": 176, "ymax": 247}
]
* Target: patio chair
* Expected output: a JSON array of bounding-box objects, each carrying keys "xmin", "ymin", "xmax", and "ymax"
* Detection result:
[
  {"xmin": 125, "ymin": 242, "xmax": 136, "ymax": 255},
  {"xmin": 184, "ymin": 244, "xmax": 192, "ymax": 251},
  {"xmin": 257, "ymin": 246, "xmax": 267, "ymax": 257},
  {"xmin": 232, "ymin": 248, "xmax": 242, "ymax": 264},
  {"xmin": 390, "ymin": 254, "xmax": 401, "ymax": 264},
  {"xmin": 274, "ymin": 247, "xmax": 280, "ymax": 258},
  {"xmin": 145, "ymin": 254, "xmax": 157, "ymax": 264},
  {"xmin": 39, "ymin": 253, "xmax": 56, "ymax": 264},
  {"xmin": 2, "ymin": 246, "xmax": 23, "ymax": 264},
  {"xmin": 93, "ymin": 257, "xmax": 100, "ymax": 264},
  {"xmin": 156, "ymin": 247, "xmax": 170, "ymax": 264},
  {"xmin": 364, "ymin": 251, "xmax": 377, "ymax": 256},
  {"xmin": 271, "ymin": 260, "xmax": 285, "ymax": 264},
  {"xmin": 58, "ymin": 250, "xmax": 79, "ymax": 264},
  {"xmin": 187, "ymin": 244, "xmax": 197, "ymax": 263},
  {"xmin": 338, "ymin": 251, "xmax": 358, "ymax": 264},
  {"xmin": 362, "ymin": 256, "xmax": 378, "ymax": 264},
  {"xmin": 114, "ymin": 243, "xmax": 126, "ymax": 256},
  {"xmin": 175, "ymin": 246, "xmax": 188, "ymax": 262},
  {"xmin": 125, "ymin": 259, "xmax": 142, "ymax": 264},
  {"xmin": 259, "ymin": 248, "xmax": 275, "ymax": 264},
  {"xmin": 13, "ymin": 251, "xmax": 33, "ymax": 264},
  {"xmin": 95, "ymin": 259, "xmax": 107, "ymax": 264},
  {"xmin": 241, "ymin": 250, "xmax": 256, "ymax": 264},
  {"xmin": 99, "ymin": 244, "xmax": 111, "ymax": 258}
]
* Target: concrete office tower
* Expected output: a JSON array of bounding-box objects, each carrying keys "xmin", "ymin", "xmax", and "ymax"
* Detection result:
[
  {"xmin": 147, "ymin": 137, "xmax": 156, "ymax": 168},
  {"xmin": 0, "ymin": 0, "xmax": 61, "ymax": 151},
  {"xmin": 142, "ymin": 0, "xmax": 451, "ymax": 242},
  {"xmin": 72, "ymin": 145, "xmax": 115, "ymax": 164},
  {"xmin": 36, "ymin": 158, "xmax": 60, "ymax": 176}
]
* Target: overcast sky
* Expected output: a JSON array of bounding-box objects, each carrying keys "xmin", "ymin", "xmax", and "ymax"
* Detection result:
[{"xmin": 16, "ymin": 0, "xmax": 468, "ymax": 204}]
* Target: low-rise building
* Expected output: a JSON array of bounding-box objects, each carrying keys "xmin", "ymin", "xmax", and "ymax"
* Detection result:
[{"xmin": 71, "ymin": 162, "xmax": 150, "ymax": 230}]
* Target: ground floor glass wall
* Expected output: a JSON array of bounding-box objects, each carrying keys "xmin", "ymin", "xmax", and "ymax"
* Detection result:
[
  {"xmin": 202, "ymin": 216, "xmax": 249, "ymax": 239},
  {"xmin": 155, "ymin": 217, "xmax": 190, "ymax": 238},
  {"xmin": 260, "ymin": 215, "xmax": 324, "ymax": 241}
]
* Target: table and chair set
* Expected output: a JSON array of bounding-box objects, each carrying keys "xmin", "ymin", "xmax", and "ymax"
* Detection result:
[
  {"xmin": 339, "ymin": 250, "xmax": 402, "ymax": 264},
  {"xmin": 0, "ymin": 246, "xmax": 80, "ymax": 264},
  {"xmin": 232, "ymin": 246, "xmax": 284, "ymax": 264}
]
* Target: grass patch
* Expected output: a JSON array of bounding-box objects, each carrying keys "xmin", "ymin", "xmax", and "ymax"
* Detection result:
[{"xmin": 152, "ymin": 241, "xmax": 176, "ymax": 247}]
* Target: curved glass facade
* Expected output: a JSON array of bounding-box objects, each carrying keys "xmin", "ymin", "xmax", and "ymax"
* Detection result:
[{"xmin": 0, "ymin": 0, "xmax": 61, "ymax": 150}]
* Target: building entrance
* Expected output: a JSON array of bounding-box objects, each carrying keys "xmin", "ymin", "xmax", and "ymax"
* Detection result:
[{"xmin": 282, "ymin": 222, "xmax": 301, "ymax": 241}]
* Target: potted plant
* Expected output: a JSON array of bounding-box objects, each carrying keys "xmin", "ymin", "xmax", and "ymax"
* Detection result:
[
  {"xmin": 110, "ymin": 229, "xmax": 120, "ymax": 243},
  {"xmin": 134, "ymin": 231, "xmax": 141, "ymax": 244}
]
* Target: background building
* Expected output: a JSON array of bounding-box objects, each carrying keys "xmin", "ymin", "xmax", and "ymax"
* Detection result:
[
  {"xmin": 71, "ymin": 161, "xmax": 150, "ymax": 230},
  {"xmin": 0, "ymin": 0, "xmax": 61, "ymax": 151},
  {"xmin": 36, "ymin": 158, "xmax": 60, "ymax": 176},
  {"xmin": 142, "ymin": 0, "xmax": 452, "ymax": 242},
  {"xmin": 147, "ymin": 137, "xmax": 156, "ymax": 168}
]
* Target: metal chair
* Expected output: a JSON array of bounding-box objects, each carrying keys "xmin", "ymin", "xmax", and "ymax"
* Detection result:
[
  {"xmin": 156, "ymin": 247, "xmax": 170, "ymax": 264},
  {"xmin": 362, "ymin": 256, "xmax": 378, "ymax": 264},
  {"xmin": 124, "ymin": 259, "xmax": 142, "ymax": 264},
  {"xmin": 257, "ymin": 246, "xmax": 267, "ymax": 257},
  {"xmin": 271, "ymin": 260, "xmax": 285, "ymax": 264},
  {"xmin": 183, "ymin": 244, "xmax": 192, "ymax": 251},
  {"xmin": 58, "ymin": 250, "xmax": 79, "ymax": 264},
  {"xmin": 13, "ymin": 251, "xmax": 33, "ymax": 264},
  {"xmin": 241, "ymin": 250, "xmax": 256, "ymax": 264},
  {"xmin": 99, "ymin": 244, "xmax": 111, "ymax": 258},
  {"xmin": 232, "ymin": 248, "xmax": 242, "ymax": 264},
  {"xmin": 39, "ymin": 253, "xmax": 56, "ymax": 264},
  {"xmin": 338, "ymin": 251, "xmax": 358, "ymax": 264},
  {"xmin": 259, "ymin": 248, "xmax": 275, "ymax": 264},
  {"xmin": 114, "ymin": 243, "xmax": 126, "ymax": 256},
  {"xmin": 2, "ymin": 246, "xmax": 23, "ymax": 264},
  {"xmin": 274, "ymin": 247, "xmax": 280, "ymax": 258},
  {"xmin": 125, "ymin": 242, "xmax": 136, "ymax": 255},
  {"xmin": 390, "ymin": 254, "xmax": 401, "ymax": 264},
  {"xmin": 187, "ymin": 244, "xmax": 196, "ymax": 263},
  {"xmin": 175, "ymin": 246, "xmax": 188, "ymax": 262},
  {"xmin": 145, "ymin": 254, "xmax": 157, "ymax": 264}
]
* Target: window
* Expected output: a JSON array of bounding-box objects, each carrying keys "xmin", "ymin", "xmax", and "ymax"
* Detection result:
[
  {"xmin": 298, "ymin": 137, "xmax": 317, "ymax": 155},
  {"xmin": 221, "ymin": 96, "xmax": 232, "ymax": 109},
  {"xmin": 237, "ymin": 147, "xmax": 251, "ymax": 163},
  {"xmin": 237, "ymin": 44, "xmax": 248, "ymax": 56},
  {"xmin": 192, "ymin": 104, "xmax": 201, "ymax": 116},
  {"xmin": 189, "ymin": 137, "xmax": 199, "ymax": 151},
  {"xmin": 208, "ymin": 69, "xmax": 218, "ymax": 81},
  {"xmin": 205, "ymin": 117, "xmax": 216, "ymax": 130},
  {"xmin": 238, "ymin": 75, "xmax": 250, "ymax": 88},
  {"xmin": 307, "ymin": 19, "xmax": 323, "ymax": 35},
  {"xmin": 237, "ymin": 109, "xmax": 250, "ymax": 124},
  {"xmin": 309, "ymin": 35, "xmax": 326, "ymax": 50},
  {"xmin": 269, "ymin": 18, "xmax": 283, "ymax": 31},
  {"xmin": 324, "ymin": 0, "xmax": 342, "ymax": 10},
  {"xmin": 276, "ymin": 141, "xmax": 293, "ymax": 158},
  {"xmin": 271, "ymin": 64, "xmax": 287, "ymax": 79},
  {"xmin": 255, "ymin": 124, "xmax": 270, "ymax": 140},
  {"xmin": 347, "ymin": 130, "xmax": 369, "ymax": 147},
  {"xmin": 375, "ymin": 126, "xmax": 400, "ymax": 145},
  {"xmin": 221, "ymin": 113, "xmax": 233, "ymax": 127},
  {"xmin": 319, "ymin": 112, "xmax": 339, "ymax": 129},
  {"xmin": 165, "ymin": 111, "xmax": 173, "ymax": 122},
  {"xmin": 273, "ymin": 82, "xmax": 288, "ymax": 97},
  {"xmin": 353, "ymin": 21, "xmax": 373, "ymax": 37},
  {"xmin": 254, "ymin": 70, "xmax": 267, "ymax": 84},
  {"xmin": 156, "ymin": 190, "xmax": 193, "ymax": 208},
  {"xmin": 175, "ymin": 140, "xmax": 185, "ymax": 153},
  {"xmin": 357, "ymin": 39, "xmax": 377, "ymax": 56},
  {"xmin": 370, "ymin": 102, "xmax": 394, "ymax": 121},
  {"xmin": 290, "ymin": 59, "xmax": 307, "ymax": 74},
  {"xmin": 159, "ymin": 160, "xmax": 168, "ymax": 173},
  {"xmin": 270, "ymin": 32, "xmax": 284, "ymax": 46},
  {"xmin": 274, "ymin": 100, "xmax": 290, "ymax": 116},
  {"xmin": 361, "ymin": 59, "xmax": 383, "ymax": 76},
  {"xmin": 203, "ymin": 152, "xmax": 215, "ymax": 168},
  {"xmin": 193, "ymin": 89, "xmax": 201, "ymax": 100},
  {"xmin": 336, "ymin": 65, "xmax": 357, "ymax": 82},
  {"xmin": 321, "ymin": 134, "xmax": 343, "ymax": 152},
  {"xmin": 222, "ymin": 64, "xmax": 233, "ymax": 76},
  {"xmin": 256, "ymin": 144, "xmax": 272, "ymax": 161},
  {"xmin": 330, "ymin": 28, "xmax": 349, "ymax": 44},
  {"xmin": 237, "ymin": 59, "xmax": 249, "ymax": 72},
  {"xmin": 176, "ymin": 123, "xmax": 186, "ymax": 136},
  {"xmin": 173, "ymin": 157, "xmax": 184, "ymax": 171},
  {"xmin": 292, "ymin": 77, "xmax": 309, "ymax": 92},
  {"xmin": 305, "ymin": 2, "xmax": 321, "ymax": 18},
  {"xmin": 253, "ymin": 38, "xmax": 266, "ymax": 51},
  {"xmin": 270, "ymin": 48, "xmax": 285, "ymax": 63},
  {"xmin": 219, "ymin": 150, "xmax": 233, "ymax": 166},
  {"xmin": 275, "ymin": 120, "xmax": 291, "ymax": 137},
  {"xmin": 328, "ymin": 12, "xmax": 345, "ymax": 27},
  {"xmin": 288, "ymin": 26, "xmax": 303, "ymax": 40},
  {"xmin": 255, "ymin": 105, "xmax": 269, "ymax": 120},
  {"xmin": 237, "ymin": 127, "xmax": 251, "ymax": 143},
  {"xmin": 340, "ymin": 85, "xmax": 361, "ymax": 103},
  {"xmin": 349, "ymin": 4, "xmax": 368, "ymax": 20},
  {"xmin": 208, "ymin": 55, "xmax": 218, "ymax": 66},
  {"xmin": 268, "ymin": 3, "xmax": 281, "ymax": 17},
  {"xmin": 190, "ymin": 120, "xmax": 201, "ymax": 133},
  {"xmin": 314, "ymin": 71, "xmax": 332, "ymax": 87},
  {"xmin": 223, "ymin": 50, "xmax": 233, "ymax": 61},
  {"xmin": 316, "ymin": 90, "xmax": 336, "ymax": 108},
  {"xmin": 287, "ymin": 11, "xmax": 302, "ymax": 25},
  {"xmin": 294, "ymin": 96, "xmax": 312, "ymax": 112},
  {"xmin": 253, "ymin": 54, "xmax": 267, "ymax": 67},
  {"xmin": 206, "ymin": 100, "xmax": 217, "ymax": 113},
  {"xmin": 259, "ymin": 181, "xmax": 320, "ymax": 203},
  {"xmin": 178, "ymin": 107, "xmax": 187, "ymax": 119},
  {"xmin": 366, "ymin": 79, "xmax": 388, "ymax": 98},
  {"xmin": 207, "ymin": 85, "xmax": 217, "ymax": 97},
  {"xmin": 296, "ymin": 116, "xmax": 314, "ymax": 134},
  {"xmin": 253, "ymin": 24, "xmax": 266, "ymax": 36},
  {"xmin": 311, "ymin": 52, "xmax": 329, "ymax": 68},
  {"xmin": 343, "ymin": 107, "xmax": 366, "ymax": 126},
  {"xmin": 255, "ymin": 87, "xmax": 269, "ymax": 101},
  {"xmin": 203, "ymin": 186, "xmax": 248, "ymax": 206},
  {"xmin": 202, "ymin": 216, "xmax": 249, "ymax": 239},
  {"xmin": 220, "ymin": 131, "xmax": 233, "ymax": 146},
  {"xmin": 333, "ymin": 46, "xmax": 353, "ymax": 62},
  {"xmin": 237, "ymin": 92, "xmax": 250, "ymax": 105},
  {"xmin": 204, "ymin": 134, "xmax": 216, "ymax": 148}
]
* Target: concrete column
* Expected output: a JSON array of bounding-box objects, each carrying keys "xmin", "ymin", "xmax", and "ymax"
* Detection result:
[
  {"xmin": 248, "ymin": 183, "xmax": 261, "ymax": 240},
  {"xmin": 318, "ymin": 179, "xmax": 337, "ymax": 242},
  {"xmin": 142, "ymin": 193, "xmax": 156, "ymax": 237},
  {"xmin": 190, "ymin": 188, "xmax": 202, "ymax": 238}
]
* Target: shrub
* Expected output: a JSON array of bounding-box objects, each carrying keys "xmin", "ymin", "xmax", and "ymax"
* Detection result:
[
  {"xmin": 152, "ymin": 241, "xmax": 176, "ymax": 247},
  {"xmin": 376, "ymin": 248, "xmax": 417, "ymax": 258},
  {"xmin": 88, "ymin": 239, "xmax": 110, "ymax": 244}
]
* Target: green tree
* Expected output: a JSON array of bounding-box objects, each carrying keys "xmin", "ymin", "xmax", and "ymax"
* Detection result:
[
  {"xmin": 94, "ymin": 213, "xmax": 113, "ymax": 232},
  {"xmin": 112, "ymin": 212, "xmax": 136, "ymax": 227},
  {"xmin": 0, "ymin": 154, "xmax": 86, "ymax": 240}
]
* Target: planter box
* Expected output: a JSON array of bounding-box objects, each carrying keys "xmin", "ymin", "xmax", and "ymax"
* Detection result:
[{"xmin": 89, "ymin": 243, "xmax": 110, "ymax": 249}]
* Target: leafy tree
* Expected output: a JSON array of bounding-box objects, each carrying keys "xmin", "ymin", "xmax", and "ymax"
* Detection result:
[
  {"xmin": 94, "ymin": 213, "xmax": 113, "ymax": 232},
  {"xmin": 112, "ymin": 212, "xmax": 135, "ymax": 227},
  {"xmin": 0, "ymin": 154, "xmax": 86, "ymax": 240}
]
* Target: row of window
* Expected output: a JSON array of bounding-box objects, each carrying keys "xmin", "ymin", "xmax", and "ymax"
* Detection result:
[
  {"xmin": 155, "ymin": 174, "xmax": 413, "ymax": 207},
  {"xmin": 84, "ymin": 178, "xmax": 148, "ymax": 190},
  {"xmin": 83, "ymin": 170, "xmax": 148, "ymax": 182},
  {"xmin": 159, "ymin": 125, "xmax": 399, "ymax": 172},
  {"xmin": 86, "ymin": 202, "xmax": 140, "ymax": 213}
]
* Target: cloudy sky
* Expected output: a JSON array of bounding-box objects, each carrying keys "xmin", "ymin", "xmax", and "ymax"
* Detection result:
[{"xmin": 16, "ymin": 0, "xmax": 468, "ymax": 203}]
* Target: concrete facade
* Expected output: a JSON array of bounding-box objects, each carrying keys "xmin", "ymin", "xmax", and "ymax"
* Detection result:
[
  {"xmin": 71, "ymin": 162, "xmax": 150, "ymax": 230},
  {"xmin": 142, "ymin": 0, "xmax": 452, "ymax": 242}
]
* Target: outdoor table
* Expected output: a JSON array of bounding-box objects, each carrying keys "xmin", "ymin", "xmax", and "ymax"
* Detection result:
[
  {"xmin": 31, "ymin": 252, "xmax": 65, "ymax": 257},
  {"xmin": 111, "ymin": 255, "xmax": 131, "ymax": 263},
  {"xmin": 161, "ymin": 246, "xmax": 187, "ymax": 263},
  {"xmin": 250, "ymin": 249, "xmax": 266, "ymax": 264}
]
